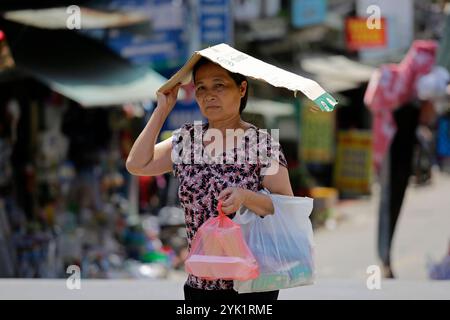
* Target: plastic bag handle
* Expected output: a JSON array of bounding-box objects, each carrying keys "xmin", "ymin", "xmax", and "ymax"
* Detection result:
[
  {"xmin": 217, "ymin": 200, "xmax": 225, "ymax": 217},
  {"xmin": 217, "ymin": 200, "xmax": 227, "ymax": 228}
]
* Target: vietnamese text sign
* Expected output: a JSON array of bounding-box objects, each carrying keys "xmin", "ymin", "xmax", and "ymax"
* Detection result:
[
  {"xmin": 345, "ymin": 17, "xmax": 387, "ymax": 51},
  {"xmin": 199, "ymin": 0, "xmax": 233, "ymax": 48},
  {"xmin": 292, "ymin": 0, "xmax": 327, "ymax": 28},
  {"xmin": 300, "ymin": 99, "xmax": 335, "ymax": 163},
  {"xmin": 334, "ymin": 130, "xmax": 373, "ymax": 195}
]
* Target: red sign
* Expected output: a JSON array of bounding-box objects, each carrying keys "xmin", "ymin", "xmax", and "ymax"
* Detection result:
[{"xmin": 345, "ymin": 17, "xmax": 387, "ymax": 51}]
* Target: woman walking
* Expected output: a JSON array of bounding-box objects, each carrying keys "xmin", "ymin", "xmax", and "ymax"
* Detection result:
[{"xmin": 126, "ymin": 57, "xmax": 293, "ymax": 301}]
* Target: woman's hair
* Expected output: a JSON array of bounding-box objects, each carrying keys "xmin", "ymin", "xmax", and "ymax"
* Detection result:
[{"xmin": 192, "ymin": 57, "xmax": 249, "ymax": 114}]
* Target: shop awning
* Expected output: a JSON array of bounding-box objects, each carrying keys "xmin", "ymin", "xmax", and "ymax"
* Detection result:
[
  {"xmin": 245, "ymin": 98, "xmax": 295, "ymax": 118},
  {"xmin": 2, "ymin": 7, "xmax": 149, "ymax": 29},
  {"xmin": 299, "ymin": 55, "xmax": 376, "ymax": 93},
  {"xmin": 2, "ymin": 21, "xmax": 167, "ymax": 107}
]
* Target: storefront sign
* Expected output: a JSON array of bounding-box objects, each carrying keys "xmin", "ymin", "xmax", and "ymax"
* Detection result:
[
  {"xmin": 334, "ymin": 130, "xmax": 372, "ymax": 195},
  {"xmin": 100, "ymin": 0, "xmax": 188, "ymax": 69},
  {"xmin": 300, "ymin": 99, "xmax": 335, "ymax": 163},
  {"xmin": 199, "ymin": 0, "xmax": 233, "ymax": 48},
  {"xmin": 292, "ymin": 0, "xmax": 327, "ymax": 28},
  {"xmin": 345, "ymin": 17, "xmax": 387, "ymax": 51}
]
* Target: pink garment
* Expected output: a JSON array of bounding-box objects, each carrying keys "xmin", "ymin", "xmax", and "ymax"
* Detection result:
[{"xmin": 364, "ymin": 40, "xmax": 438, "ymax": 173}]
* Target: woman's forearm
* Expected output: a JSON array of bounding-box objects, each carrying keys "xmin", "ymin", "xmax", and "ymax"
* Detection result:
[
  {"xmin": 126, "ymin": 105, "xmax": 170, "ymax": 170},
  {"xmin": 242, "ymin": 189, "xmax": 274, "ymax": 217}
]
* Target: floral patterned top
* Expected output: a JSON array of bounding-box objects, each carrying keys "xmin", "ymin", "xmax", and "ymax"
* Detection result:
[{"xmin": 172, "ymin": 122, "xmax": 287, "ymax": 290}]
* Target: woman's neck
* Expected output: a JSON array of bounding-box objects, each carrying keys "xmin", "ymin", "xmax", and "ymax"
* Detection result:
[{"xmin": 208, "ymin": 116, "xmax": 246, "ymax": 135}]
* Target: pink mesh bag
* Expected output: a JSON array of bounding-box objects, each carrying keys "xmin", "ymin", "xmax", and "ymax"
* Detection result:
[{"xmin": 185, "ymin": 201, "xmax": 259, "ymax": 281}]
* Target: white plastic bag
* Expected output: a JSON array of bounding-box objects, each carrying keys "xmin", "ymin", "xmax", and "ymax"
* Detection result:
[{"xmin": 233, "ymin": 190, "xmax": 315, "ymax": 293}]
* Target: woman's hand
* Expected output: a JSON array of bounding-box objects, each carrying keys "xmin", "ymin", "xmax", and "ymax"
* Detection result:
[
  {"xmin": 156, "ymin": 83, "xmax": 181, "ymax": 113},
  {"xmin": 218, "ymin": 187, "xmax": 247, "ymax": 215}
]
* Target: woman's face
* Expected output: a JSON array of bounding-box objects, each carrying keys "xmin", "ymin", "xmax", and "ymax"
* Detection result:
[{"xmin": 194, "ymin": 62, "xmax": 247, "ymax": 122}]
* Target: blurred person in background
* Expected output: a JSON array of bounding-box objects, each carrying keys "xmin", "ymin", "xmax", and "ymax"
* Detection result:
[{"xmin": 378, "ymin": 66, "xmax": 449, "ymax": 278}]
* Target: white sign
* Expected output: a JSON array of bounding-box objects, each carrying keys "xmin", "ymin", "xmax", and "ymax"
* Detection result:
[
  {"xmin": 233, "ymin": 0, "xmax": 281, "ymax": 22},
  {"xmin": 357, "ymin": 0, "xmax": 413, "ymax": 62},
  {"xmin": 158, "ymin": 43, "xmax": 337, "ymax": 112}
]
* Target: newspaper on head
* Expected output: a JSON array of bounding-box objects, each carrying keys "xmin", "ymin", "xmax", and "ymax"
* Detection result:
[{"xmin": 158, "ymin": 43, "xmax": 337, "ymax": 112}]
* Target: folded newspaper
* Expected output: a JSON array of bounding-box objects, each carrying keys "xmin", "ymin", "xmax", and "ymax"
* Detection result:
[{"xmin": 158, "ymin": 43, "xmax": 337, "ymax": 112}]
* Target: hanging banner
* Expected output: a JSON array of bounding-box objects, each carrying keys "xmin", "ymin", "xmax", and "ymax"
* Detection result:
[
  {"xmin": 291, "ymin": 0, "xmax": 327, "ymax": 28},
  {"xmin": 334, "ymin": 130, "xmax": 373, "ymax": 195},
  {"xmin": 100, "ymin": 0, "xmax": 188, "ymax": 69},
  {"xmin": 199, "ymin": 0, "xmax": 233, "ymax": 48},
  {"xmin": 357, "ymin": 0, "xmax": 414, "ymax": 62},
  {"xmin": 300, "ymin": 99, "xmax": 335, "ymax": 163},
  {"xmin": 345, "ymin": 17, "xmax": 387, "ymax": 51}
]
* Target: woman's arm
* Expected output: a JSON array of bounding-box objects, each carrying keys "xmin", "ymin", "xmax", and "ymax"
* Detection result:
[
  {"xmin": 126, "ymin": 85, "xmax": 180, "ymax": 176},
  {"xmin": 219, "ymin": 160, "xmax": 293, "ymax": 216}
]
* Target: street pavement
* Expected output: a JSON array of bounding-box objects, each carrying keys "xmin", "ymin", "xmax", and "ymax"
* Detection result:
[
  {"xmin": 1, "ymin": 170, "xmax": 449, "ymax": 300},
  {"xmin": 0, "ymin": 278, "xmax": 448, "ymax": 300},
  {"xmin": 315, "ymin": 168, "xmax": 450, "ymax": 281}
]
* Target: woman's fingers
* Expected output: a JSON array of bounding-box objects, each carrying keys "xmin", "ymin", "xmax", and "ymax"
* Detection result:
[
  {"xmin": 170, "ymin": 83, "xmax": 181, "ymax": 98},
  {"xmin": 218, "ymin": 188, "xmax": 233, "ymax": 200},
  {"xmin": 220, "ymin": 203, "xmax": 236, "ymax": 215},
  {"xmin": 157, "ymin": 83, "xmax": 181, "ymax": 110},
  {"xmin": 221, "ymin": 195, "xmax": 234, "ymax": 207}
]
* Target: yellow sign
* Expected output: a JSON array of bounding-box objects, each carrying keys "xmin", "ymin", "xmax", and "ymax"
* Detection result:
[
  {"xmin": 334, "ymin": 130, "xmax": 373, "ymax": 195},
  {"xmin": 300, "ymin": 99, "xmax": 335, "ymax": 163}
]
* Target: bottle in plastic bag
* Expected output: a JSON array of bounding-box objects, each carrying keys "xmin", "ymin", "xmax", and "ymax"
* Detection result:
[{"xmin": 233, "ymin": 190, "xmax": 315, "ymax": 293}]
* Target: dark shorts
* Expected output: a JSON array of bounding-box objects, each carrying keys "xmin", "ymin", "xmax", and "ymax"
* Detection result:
[{"xmin": 184, "ymin": 284, "xmax": 279, "ymax": 301}]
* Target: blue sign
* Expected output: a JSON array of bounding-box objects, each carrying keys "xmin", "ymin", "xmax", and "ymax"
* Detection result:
[
  {"xmin": 292, "ymin": 0, "xmax": 327, "ymax": 28},
  {"xmin": 162, "ymin": 100, "xmax": 206, "ymax": 132},
  {"xmin": 89, "ymin": 0, "xmax": 189, "ymax": 71},
  {"xmin": 199, "ymin": 0, "xmax": 233, "ymax": 48},
  {"xmin": 437, "ymin": 116, "xmax": 450, "ymax": 157}
]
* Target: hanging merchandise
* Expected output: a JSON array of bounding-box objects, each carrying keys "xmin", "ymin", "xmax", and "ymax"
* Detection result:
[
  {"xmin": 0, "ymin": 199, "xmax": 15, "ymax": 277},
  {"xmin": 437, "ymin": 114, "xmax": 450, "ymax": 158},
  {"xmin": 428, "ymin": 241, "xmax": 450, "ymax": 280},
  {"xmin": 437, "ymin": 13, "xmax": 450, "ymax": 73},
  {"xmin": 0, "ymin": 100, "xmax": 16, "ymax": 191},
  {"xmin": 364, "ymin": 40, "xmax": 438, "ymax": 172},
  {"xmin": 0, "ymin": 30, "xmax": 15, "ymax": 71},
  {"xmin": 0, "ymin": 139, "xmax": 12, "ymax": 190}
]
